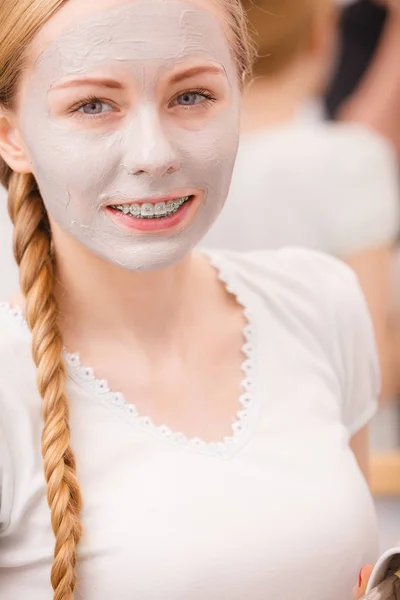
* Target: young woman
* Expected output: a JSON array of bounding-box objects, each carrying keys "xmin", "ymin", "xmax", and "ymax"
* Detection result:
[{"xmin": 0, "ymin": 0, "xmax": 381, "ymax": 598}]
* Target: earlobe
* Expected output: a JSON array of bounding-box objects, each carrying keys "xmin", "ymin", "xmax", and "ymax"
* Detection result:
[{"xmin": 0, "ymin": 111, "xmax": 32, "ymax": 174}]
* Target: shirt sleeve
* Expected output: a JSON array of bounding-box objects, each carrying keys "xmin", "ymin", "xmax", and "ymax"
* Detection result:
[
  {"xmin": 333, "ymin": 262, "xmax": 381, "ymax": 435},
  {"xmin": 271, "ymin": 247, "xmax": 381, "ymax": 436}
]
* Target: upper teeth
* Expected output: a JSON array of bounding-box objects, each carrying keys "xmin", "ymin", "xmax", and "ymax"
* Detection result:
[{"xmin": 113, "ymin": 196, "xmax": 190, "ymax": 218}]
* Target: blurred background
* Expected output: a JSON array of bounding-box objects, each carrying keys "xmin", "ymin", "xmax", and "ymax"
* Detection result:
[{"xmin": 1, "ymin": 0, "xmax": 399, "ymax": 549}]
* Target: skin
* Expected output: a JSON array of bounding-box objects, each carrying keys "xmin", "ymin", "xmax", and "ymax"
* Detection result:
[
  {"xmin": 353, "ymin": 564, "xmax": 374, "ymax": 598},
  {"xmin": 15, "ymin": 0, "xmax": 240, "ymax": 272},
  {"xmin": 0, "ymin": 0, "xmax": 369, "ymax": 468}
]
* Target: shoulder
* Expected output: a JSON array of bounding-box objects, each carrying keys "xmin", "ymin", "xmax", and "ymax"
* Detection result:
[
  {"xmin": 304, "ymin": 121, "xmax": 395, "ymax": 162},
  {"xmin": 210, "ymin": 248, "xmax": 380, "ymax": 432},
  {"xmin": 212, "ymin": 247, "xmax": 359, "ymax": 307},
  {"xmin": 210, "ymin": 247, "xmax": 377, "ymax": 361},
  {"xmin": 308, "ymin": 123, "xmax": 399, "ymax": 197},
  {"xmin": 239, "ymin": 122, "xmax": 398, "ymax": 185},
  {"xmin": 237, "ymin": 124, "xmax": 399, "ymax": 253}
]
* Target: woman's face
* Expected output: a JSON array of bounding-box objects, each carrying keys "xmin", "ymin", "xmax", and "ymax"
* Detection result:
[{"xmin": 14, "ymin": 0, "xmax": 240, "ymax": 270}]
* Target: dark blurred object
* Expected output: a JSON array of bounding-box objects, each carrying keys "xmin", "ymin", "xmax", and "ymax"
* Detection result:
[{"xmin": 325, "ymin": 0, "xmax": 387, "ymax": 118}]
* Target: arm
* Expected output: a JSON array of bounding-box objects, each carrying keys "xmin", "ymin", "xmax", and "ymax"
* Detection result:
[
  {"xmin": 345, "ymin": 245, "xmax": 398, "ymax": 401},
  {"xmin": 350, "ymin": 425, "xmax": 370, "ymax": 483}
]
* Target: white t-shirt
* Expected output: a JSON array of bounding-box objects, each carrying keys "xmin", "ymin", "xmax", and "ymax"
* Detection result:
[
  {"xmin": 203, "ymin": 123, "xmax": 400, "ymax": 255},
  {"xmin": 0, "ymin": 249, "xmax": 380, "ymax": 599},
  {"xmin": 0, "ymin": 188, "xmax": 18, "ymax": 300}
]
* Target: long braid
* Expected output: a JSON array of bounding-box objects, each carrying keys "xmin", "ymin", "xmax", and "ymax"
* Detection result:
[{"xmin": 7, "ymin": 170, "xmax": 82, "ymax": 600}]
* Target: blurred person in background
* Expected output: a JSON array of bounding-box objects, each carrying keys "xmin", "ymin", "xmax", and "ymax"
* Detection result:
[
  {"xmin": 203, "ymin": 0, "xmax": 400, "ymax": 399},
  {"xmin": 327, "ymin": 0, "xmax": 400, "ymax": 159},
  {"xmin": 326, "ymin": 0, "xmax": 388, "ymax": 121},
  {"xmin": 327, "ymin": 0, "xmax": 400, "ymax": 402}
]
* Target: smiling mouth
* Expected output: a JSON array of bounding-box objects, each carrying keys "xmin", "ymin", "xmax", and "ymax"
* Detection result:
[{"xmin": 109, "ymin": 195, "xmax": 193, "ymax": 219}]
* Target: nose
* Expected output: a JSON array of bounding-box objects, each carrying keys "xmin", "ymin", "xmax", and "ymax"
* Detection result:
[{"xmin": 123, "ymin": 104, "xmax": 180, "ymax": 178}]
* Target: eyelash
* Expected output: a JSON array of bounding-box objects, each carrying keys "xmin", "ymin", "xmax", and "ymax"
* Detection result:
[
  {"xmin": 171, "ymin": 88, "xmax": 217, "ymax": 110},
  {"xmin": 68, "ymin": 95, "xmax": 116, "ymax": 121},
  {"xmin": 68, "ymin": 88, "xmax": 217, "ymax": 120}
]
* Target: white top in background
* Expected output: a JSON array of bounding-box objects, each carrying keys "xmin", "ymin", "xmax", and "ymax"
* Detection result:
[
  {"xmin": 0, "ymin": 249, "xmax": 379, "ymax": 599},
  {"xmin": 203, "ymin": 123, "xmax": 400, "ymax": 255}
]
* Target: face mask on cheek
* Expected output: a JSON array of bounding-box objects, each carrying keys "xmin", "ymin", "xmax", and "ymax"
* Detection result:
[{"xmin": 20, "ymin": 0, "xmax": 241, "ymax": 271}]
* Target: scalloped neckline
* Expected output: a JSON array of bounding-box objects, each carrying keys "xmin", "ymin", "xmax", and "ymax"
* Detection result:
[{"xmin": 0, "ymin": 251, "xmax": 259, "ymax": 459}]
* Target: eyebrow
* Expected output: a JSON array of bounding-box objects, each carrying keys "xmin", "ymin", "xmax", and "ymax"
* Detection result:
[
  {"xmin": 50, "ymin": 77, "xmax": 124, "ymax": 92},
  {"xmin": 168, "ymin": 65, "xmax": 225, "ymax": 85},
  {"xmin": 49, "ymin": 65, "xmax": 225, "ymax": 92}
]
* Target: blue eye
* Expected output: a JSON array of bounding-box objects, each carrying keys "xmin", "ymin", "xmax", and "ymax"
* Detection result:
[
  {"xmin": 78, "ymin": 100, "xmax": 113, "ymax": 115},
  {"xmin": 173, "ymin": 91, "xmax": 212, "ymax": 106}
]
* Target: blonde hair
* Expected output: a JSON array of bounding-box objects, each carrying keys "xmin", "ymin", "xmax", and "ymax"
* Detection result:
[
  {"xmin": 241, "ymin": 0, "xmax": 333, "ymax": 77},
  {"xmin": 0, "ymin": 0, "xmax": 254, "ymax": 598}
]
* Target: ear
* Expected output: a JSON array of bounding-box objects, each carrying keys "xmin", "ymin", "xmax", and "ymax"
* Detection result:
[{"xmin": 0, "ymin": 109, "xmax": 32, "ymax": 174}]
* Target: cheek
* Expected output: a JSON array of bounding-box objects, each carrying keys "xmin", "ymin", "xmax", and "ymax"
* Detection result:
[
  {"xmin": 173, "ymin": 103, "xmax": 240, "ymax": 158},
  {"xmin": 174, "ymin": 110, "xmax": 240, "ymax": 183},
  {"xmin": 24, "ymin": 121, "xmax": 122, "ymax": 202}
]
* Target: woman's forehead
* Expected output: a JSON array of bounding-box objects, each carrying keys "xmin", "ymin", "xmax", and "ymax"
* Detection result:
[{"xmin": 29, "ymin": 0, "xmax": 233, "ymax": 80}]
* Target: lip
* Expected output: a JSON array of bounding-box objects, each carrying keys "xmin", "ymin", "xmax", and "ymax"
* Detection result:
[{"xmin": 105, "ymin": 193, "xmax": 199, "ymax": 233}]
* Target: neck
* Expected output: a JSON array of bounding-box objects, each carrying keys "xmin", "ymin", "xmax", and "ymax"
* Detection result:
[
  {"xmin": 241, "ymin": 60, "xmax": 319, "ymax": 135},
  {"xmin": 53, "ymin": 230, "xmax": 199, "ymax": 351}
]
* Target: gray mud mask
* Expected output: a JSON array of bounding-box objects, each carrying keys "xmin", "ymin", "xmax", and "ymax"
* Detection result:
[{"xmin": 20, "ymin": 0, "xmax": 240, "ymax": 270}]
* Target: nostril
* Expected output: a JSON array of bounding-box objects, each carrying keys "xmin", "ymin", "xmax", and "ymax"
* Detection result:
[{"xmin": 131, "ymin": 165, "xmax": 177, "ymax": 177}]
